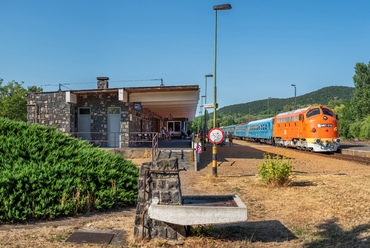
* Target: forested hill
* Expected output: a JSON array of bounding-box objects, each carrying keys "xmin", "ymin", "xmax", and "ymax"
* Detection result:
[{"xmin": 217, "ymin": 86, "xmax": 354, "ymax": 115}]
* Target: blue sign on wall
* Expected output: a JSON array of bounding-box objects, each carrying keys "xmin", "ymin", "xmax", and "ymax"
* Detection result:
[{"xmin": 133, "ymin": 102, "xmax": 141, "ymax": 110}]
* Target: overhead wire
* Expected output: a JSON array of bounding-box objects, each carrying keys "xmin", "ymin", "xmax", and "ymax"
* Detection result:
[{"xmin": 40, "ymin": 79, "xmax": 163, "ymax": 87}]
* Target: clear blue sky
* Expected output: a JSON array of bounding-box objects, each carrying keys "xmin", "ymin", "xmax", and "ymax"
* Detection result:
[{"xmin": 1, "ymin": 0, "xmax": 370, "ymax": 114}]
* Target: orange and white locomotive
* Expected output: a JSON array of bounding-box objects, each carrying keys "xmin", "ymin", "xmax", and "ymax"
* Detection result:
[{"xmin": 273, "ymin": 105, "xmax": 340, "ymax": 152}]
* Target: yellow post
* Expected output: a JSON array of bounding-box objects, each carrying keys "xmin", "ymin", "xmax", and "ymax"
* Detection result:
[{"xmin": 212, "ymin": 145, "xmax": 217, "ymax": 176}]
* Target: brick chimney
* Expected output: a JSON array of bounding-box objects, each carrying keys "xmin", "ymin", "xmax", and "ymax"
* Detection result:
[{"xmin": 97, "ymin": 77, "xmax": 109, "ymax": 89}]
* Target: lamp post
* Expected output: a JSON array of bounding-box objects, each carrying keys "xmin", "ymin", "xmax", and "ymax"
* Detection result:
[
  {"xmin": 201, "ymin": 95, "xmax": 205, "ymax": 132},
  {"xmin": 204, "ymin": 74, "xmax": 213, "ymax": 137},
  {"xmin": 291, "ymin": 84, "xmax": 296, "ymax": 110},
  {"xmin": 267, "ymin": 97, "xmax": 271, "ymax": 116},
  {"xmin": 212, "ymin": 3, "xmax": 232, "ymax": 177}
]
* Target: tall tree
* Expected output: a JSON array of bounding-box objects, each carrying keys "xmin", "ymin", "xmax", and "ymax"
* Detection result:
[
  {"xmin": 350, "ymin": 62, "xmax": 370, "ymax": 120},
  {"xmin": 0, "ymin": 79, "xmax": 42, "ymax": 122}
]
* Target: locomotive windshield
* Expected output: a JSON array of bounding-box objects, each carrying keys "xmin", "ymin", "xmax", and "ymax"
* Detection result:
[
  {"xmin": 306, "ymin": 108, "xmax": 320, "ymax": 118},
  {"xmin": 322, "ymin": 107, "xmax": 334, "ymax": 117}
]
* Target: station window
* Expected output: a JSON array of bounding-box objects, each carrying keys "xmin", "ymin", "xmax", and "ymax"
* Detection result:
[{"xmin": 168, "ymin": 121, "xmax": 181, "ymax": 132}]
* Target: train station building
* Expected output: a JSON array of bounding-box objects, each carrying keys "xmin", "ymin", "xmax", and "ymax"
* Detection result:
[{"xmin": 27, "ymin": 77, "xmax": 200, "ymax": 148}]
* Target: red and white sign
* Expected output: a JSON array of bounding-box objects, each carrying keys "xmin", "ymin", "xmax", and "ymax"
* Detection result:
[{"xmin": 208, "ymin": 128, "xmax": 225, "ymax": 144}]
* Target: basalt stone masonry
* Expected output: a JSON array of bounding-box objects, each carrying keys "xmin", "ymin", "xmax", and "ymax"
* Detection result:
[
  {"xmin": 27, "ymin": 91, "xmax": 72, "ymax": 133},
  {"xmin": 134, "ymin": 158, "xmax": 186, "ymax": 240},
  {"xmin": 75, "ymin": 92, "xmax": 130, "ymax": 147},
  {"xmin": 27, "ymin": 91, "xmax": 130, "ymax": 147}
]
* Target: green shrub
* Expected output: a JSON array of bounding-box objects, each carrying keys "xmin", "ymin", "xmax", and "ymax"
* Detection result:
[
  {"xmin": 257, "ymin": 153, "xmax": 293, "ymax": 187},
  {"xmin": 349, "ymin": 121, "xmax": 362, "ymax": 139},
  {"xmin": 0, "ymin": 118, "xmax": 139, "ymax": 223},
  {"xmin": 359, "ymin": 115, "xmax": 370, "ymax": 139}
]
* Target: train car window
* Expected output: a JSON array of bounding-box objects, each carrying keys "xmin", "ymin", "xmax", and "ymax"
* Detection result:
[
  {"xmin": 306, "ymin": 108, "xmax": 320, "ymax": 118},
  {"xmin": 322, "ymin": 107, "xmax": 334, "ymax": 117}
]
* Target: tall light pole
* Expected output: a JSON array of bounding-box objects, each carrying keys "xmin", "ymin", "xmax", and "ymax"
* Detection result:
[
  {"xmin": 213, "ymin": 3, "xmax": 232, "ymax": 177},
  {"xmin": 267, "ymin": 97, "xmax": 271, "ymax": 116},
  {"xmin": 200, "ymin": 95, "xmax": 205, "ymax": 131},
  {"xmin": 204, "ymin": 74, "xmax": 213, "ymax": 136},
  {"xmin": 291, "ymin": 84, "xmax": 296, "ymax": 110}
]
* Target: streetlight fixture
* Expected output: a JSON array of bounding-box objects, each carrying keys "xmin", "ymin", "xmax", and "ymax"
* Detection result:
[
  {"xmin": 291, "ymin": 84, "xmax": 296, "ymax": 110},
  {"xmin": 212, "ymin": 3, "xmax": 232, "ymax": 177}
]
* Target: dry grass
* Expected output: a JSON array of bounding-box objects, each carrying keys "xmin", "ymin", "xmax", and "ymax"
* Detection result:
[{"xmin": 0, "ymin": 142, "xmax": 369, "ymax": 247}]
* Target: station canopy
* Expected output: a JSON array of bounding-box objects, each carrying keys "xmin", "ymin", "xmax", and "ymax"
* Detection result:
[
  {"xmin": 70, "ymin": 85, "xmax": 200, "ymax": 121},
  {"xmin": 125, "ymin": 85, "xmax": 200, "ymax": 121}
]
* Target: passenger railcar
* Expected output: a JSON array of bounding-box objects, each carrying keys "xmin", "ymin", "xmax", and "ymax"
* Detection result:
[
  {"xmin": 246, "ymin": 117, "xmax": 274, "ymax": 144},
  {"xmin": 221, "ymin": 125, "xmax": 236, "ymax": 136},
  {"xmin": 235, "ymin": 124, "xmax": 248, "ymax": 138}
]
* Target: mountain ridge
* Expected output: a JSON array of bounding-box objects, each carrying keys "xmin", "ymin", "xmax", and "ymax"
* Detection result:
[{"xmin": 217, "ymin": 86, "xmax": 354, "ymax": 115}]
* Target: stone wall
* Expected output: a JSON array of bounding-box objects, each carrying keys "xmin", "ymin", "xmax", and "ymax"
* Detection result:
[
  {"xmin": 75, "ymin": 92, "xmax": 130, "ymax": 147},
  {"xmin": 27, "ymin": 91, "xmax": 72, "ymax": 133},
  {"xmin": 134, "ymin": 158, "xmax": 186, "ymax": 240},
  {"xmin": 130, "ymin": 110, "xmax": 158, "ymax": 147},
  {"xmin": 27, "ymin": 90, "xmax": 161, "ymax": 148}
]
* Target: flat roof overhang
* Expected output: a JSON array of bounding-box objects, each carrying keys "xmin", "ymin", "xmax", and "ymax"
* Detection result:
[{"xmin": 69, "ymin": 85, "xmax": 200, "ymax": 121}]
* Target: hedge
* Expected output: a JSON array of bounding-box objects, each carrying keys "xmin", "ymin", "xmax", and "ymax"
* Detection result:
[{"xmin": 0, "ymin": 118, "xmax": 139, "ymax": 223}]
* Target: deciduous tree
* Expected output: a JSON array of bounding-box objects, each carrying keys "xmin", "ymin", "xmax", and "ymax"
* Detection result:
[
  {"xmin": 0, "ymin": 79, "xmax": 42, "ymax": 122},
  {"xmin": 350, "ymin": 62, "xmax": 370, "ymax": 120}
]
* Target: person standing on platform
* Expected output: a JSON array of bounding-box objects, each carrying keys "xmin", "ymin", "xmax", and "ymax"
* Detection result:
[
  {"xmin": 169, "ymin": 127, "xmax": 172, "ymax": 141},
  {"xmin": 228, "ymin": 132, "xmax": 233, "ymax": 146},
  {"xmin": 181, "ymin": 128, "xmax": 186, "ymax": 139}
]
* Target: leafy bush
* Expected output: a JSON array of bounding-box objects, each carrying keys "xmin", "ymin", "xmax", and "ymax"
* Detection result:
[
  {"xmin": 359, "ymin": 115, "xmax": 370, "ymax": 139},
  {"xmin": 0, "ymin": 118, "xmax": 139, "ymax": 223},
  {"xmin": 257, "ymin": 153, "xmax": 293, "ymax": 187},
  {"xmin": 349, "ymin": 121, "xmax": 362, "ymax": 139}
]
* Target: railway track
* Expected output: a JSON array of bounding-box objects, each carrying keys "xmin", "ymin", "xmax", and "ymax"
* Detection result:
[
  {"xmin": 319, "ymin": 152, "xmax": 370, "ymax": 166},
  {"xmin": 238, "ymin": 139, "xmax": 370, "ymax": 166},
  {"xmin": 289, "ymin": 147, "xmax": 370, "ymax": 166}
]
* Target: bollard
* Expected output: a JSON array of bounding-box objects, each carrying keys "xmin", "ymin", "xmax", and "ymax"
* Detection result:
[{"xmin": 212, "ymin": 145, "xmax": 217, "ymax": 176}]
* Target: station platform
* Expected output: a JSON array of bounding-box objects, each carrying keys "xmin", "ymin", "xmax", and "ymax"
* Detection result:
[
  {"xmin": 158, "ymin": 139, "xmax": 192, "ymax": 149},
  {"xmin": 103, "ymin": 139, "xmax": 193, "ymax": 159},
  {"xmin": 338, "ymin": 140, "xmax": 370, "ymax": 157}
]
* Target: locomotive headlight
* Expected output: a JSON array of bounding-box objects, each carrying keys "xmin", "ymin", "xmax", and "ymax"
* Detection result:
[
  {"xmin": 334, "ymin": 127, "xmax": 338, "ymax": 132},
  {"xmin": 315, "ymin": 139, "xmax": 321, "ymax": 144},
  {"xmin": 312, "ymin": 128, "xmax": 316, "ymax": 132},
  {"xmin": 323, "ymin": 116, "xmax": 328, "ymax": 120},
  {"xmin": 335, "ymin": 138, "xmax": 341, "ymax": 143}
]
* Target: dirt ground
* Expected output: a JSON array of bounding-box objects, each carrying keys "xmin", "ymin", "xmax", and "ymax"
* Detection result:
[{"xmin": 0, "ymin": 140, "xmax": 369, "ymax": 247}]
